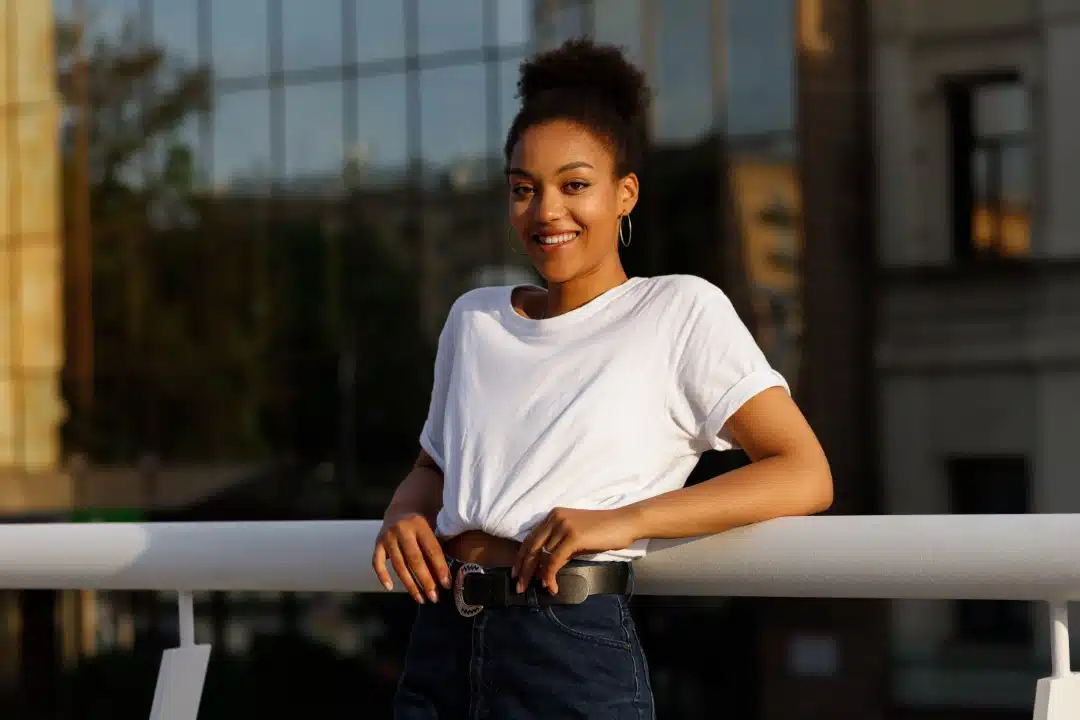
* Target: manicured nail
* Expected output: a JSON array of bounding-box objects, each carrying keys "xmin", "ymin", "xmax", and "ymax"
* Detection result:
[
  {"xmin": 441, "ymin": 574, "xmax": 451, "ymax": 589},
  {"xmin": 382, "ymin": 581, "xmax": 392, "ymax": 591},
  {"xmin": 516, "ymin": 580, "xmax": 524, "ymax": 594},
  {"xmin": 428, "ymin": 590, "xmax": 439, "ymax": 603}
]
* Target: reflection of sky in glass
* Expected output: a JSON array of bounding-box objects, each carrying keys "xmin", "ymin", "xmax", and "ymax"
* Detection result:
[
  {"xmin": 356, "ymin": 0, "xmax": 406, "ymax": 62},
  {"xmin": 656, "ymin": 0, "xmax": 713, "ymax": 142},
  {"xmin": 211, "ymin": 0, "xmax": 268, "ymax": 78},
  {"xmin": 728, "ymin": 0, "xmax": 795, "ymax": 136},
  {"xmin": 284, "ymin": 82, "xmax": 344, "ymax": 178},
  {"xmin": 593, "ymin": 0, "xmax": 642, "ymax": 65},
  {"xmin": 211, "ymin": 90, "xmax": 271, "ymax": 185},
  {"xmin": 69, "ymin": 0, "xmax": 795, "ymax": 183},
  {"xmin": 282, "ymin": 0, "xmax": 343, "ymax": 71},
  {"xmin": 355, "ymin": 74, "xmax": 409, "ymax": 170},
  {"xmin": 153, "ymin": 0, "xmax": 198, "ymax": 64},
  {"xmin": 499, "ymin": 57, "xmax": 524, "ymax": 155},
  {"xmin": 87, "ymin": 0, "xmax": 141, "ymax": 40},
  {"xmin": 418, "ymin": 0, "xmax": 484, "ymax": 55},
  {"xmin": 497, "ymin": 0, "xmax": 532, "ymax": 48},
  {"xmin": 420, "ymin": 64, "xmax": 487, "ymax": 165}
]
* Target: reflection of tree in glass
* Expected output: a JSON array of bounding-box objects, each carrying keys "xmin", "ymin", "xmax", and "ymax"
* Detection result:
[{"xmin": 56, "ymin": 17, "xmax": 216, "ymax": 461}]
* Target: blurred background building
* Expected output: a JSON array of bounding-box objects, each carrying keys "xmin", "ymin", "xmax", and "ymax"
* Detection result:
[{"xmin": 0, "ymin": 0, "xmax": 1076, "ymax": 717}]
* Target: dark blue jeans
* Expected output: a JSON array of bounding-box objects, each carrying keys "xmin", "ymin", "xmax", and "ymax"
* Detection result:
[{"xmin": 394, "ymin": 561, "xmax": 655, "ymax": 719}]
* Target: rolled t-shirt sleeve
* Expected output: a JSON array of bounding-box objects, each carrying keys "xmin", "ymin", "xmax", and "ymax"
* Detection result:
[
  {"xmin": 669, "ymin": 281, "xmax": 789, "ymax": 452},
  {"xmin": 418, "ymin": 304, "xmax": 459, "ymax": 470}
]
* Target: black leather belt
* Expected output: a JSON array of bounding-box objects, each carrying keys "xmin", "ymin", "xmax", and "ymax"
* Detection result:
[{"xmin": 448, "ymin": 558, "xmax": 631, "ymax": 617}]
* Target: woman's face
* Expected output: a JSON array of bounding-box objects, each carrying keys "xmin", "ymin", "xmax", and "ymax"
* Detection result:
[{"xmin": 507, "ymin": 119, "xmax": 638, "ymax": 284}]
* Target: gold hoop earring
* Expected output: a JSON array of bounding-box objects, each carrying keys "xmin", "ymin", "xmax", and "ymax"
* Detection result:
[{"xmin": 619, "ymin": 214, "xmax": 633, "ymax": 248}]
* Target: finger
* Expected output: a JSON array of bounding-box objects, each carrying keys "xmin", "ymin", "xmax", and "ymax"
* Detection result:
[
  {"xmin": 540, "ymin": 535, "xmax": 575, "ymax": 594},
  {"xmin": 371, "ymin": 542, "xmax": 393, "ymax": 591},
  {"xmin": 416, "ymin": 530, "xmax": 451, "ymax": 590},
  {"xmin": 402, "ymin": 535, "xmax": 441, "ymax": 603},
  {"xmin": 517, "ymin": 525, "xmax": 555, "ymax": 594},
  {"xmin": 387, "ymin": 539, "xmax": 424, "ymax": 604}
]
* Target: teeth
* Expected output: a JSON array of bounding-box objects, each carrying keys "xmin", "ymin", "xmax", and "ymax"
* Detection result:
[{"xmin": 536, "ymin": 232, "xmax": 577, "ymax": 246}]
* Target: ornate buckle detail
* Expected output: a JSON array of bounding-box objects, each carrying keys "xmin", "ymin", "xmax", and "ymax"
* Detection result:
[{"xmin": 454, "ymin": 562, "xmax": 485, "ymax": 617}]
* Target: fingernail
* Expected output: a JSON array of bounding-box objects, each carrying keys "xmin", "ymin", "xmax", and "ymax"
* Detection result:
[
  {"xmin": 428, "ymin": 590, "xmax": 439, "ymax": 603},
  {"xmin": 516, "ymin": 580, "xmax": 523, "ymax": 594},
  {"xmin": 382, "ymin": 581, "xmax": 392, "ymax": 591},
  {"xmin": 441, "ymin": 574, "xmax": 451, "ymax": 589},
  {"xmin": 417, "ymin": 596, "xmax": 425, "ymax": 605}
]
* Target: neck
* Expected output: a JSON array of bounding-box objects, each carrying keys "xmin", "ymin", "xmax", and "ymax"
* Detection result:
[{"xmin": 544, "ymin": 257, "xmax": 628, "ymax": 317}]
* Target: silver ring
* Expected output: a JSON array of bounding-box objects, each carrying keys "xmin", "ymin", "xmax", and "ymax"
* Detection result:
[{"xmin": 540, "ymin": 546, "xmax": 551, "ymax": 554}]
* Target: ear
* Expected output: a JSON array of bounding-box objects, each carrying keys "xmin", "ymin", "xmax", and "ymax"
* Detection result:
[{"xmin": 618, "ymin": 172, "xmax": 640, "ymax": 216}]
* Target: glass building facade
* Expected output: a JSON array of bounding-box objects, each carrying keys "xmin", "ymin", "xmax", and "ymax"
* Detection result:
[{"xmin": 1, "ymin": 1, "xmax": 889, "ymax": 718}]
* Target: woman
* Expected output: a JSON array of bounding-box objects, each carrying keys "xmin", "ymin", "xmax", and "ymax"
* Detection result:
[{"xmin": 373, "ymin": 39, "xmax": 832, "ymax": 718}]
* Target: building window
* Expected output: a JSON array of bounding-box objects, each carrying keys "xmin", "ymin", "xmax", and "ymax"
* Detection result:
[
  {"xmin": 946, "ymin": 76, "xmax": 1032, "ymax": 260},
  {"xmin": 947, "ymin": 455, "xmax": 1033, "ymax": 646}
]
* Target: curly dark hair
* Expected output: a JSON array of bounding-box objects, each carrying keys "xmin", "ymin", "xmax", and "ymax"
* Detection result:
[{"xmin": 503, "ymin": 38, "xmax": 651, "ymax": 178}]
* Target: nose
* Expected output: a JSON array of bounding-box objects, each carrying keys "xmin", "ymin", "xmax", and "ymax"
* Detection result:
[{"xmin": 533, "ymin": 186, "xmax": 566, "ymax": 223}]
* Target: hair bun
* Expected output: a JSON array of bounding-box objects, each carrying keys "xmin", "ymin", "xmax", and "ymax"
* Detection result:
[{"xmin": 517, "ymin": 39, "xmax": 649, "ymax": 124}]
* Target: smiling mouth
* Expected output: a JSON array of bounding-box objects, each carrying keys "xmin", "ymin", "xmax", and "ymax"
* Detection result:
[{"xmin": 532, "ymin": 231, "xmax": 579, "ymax": 248}]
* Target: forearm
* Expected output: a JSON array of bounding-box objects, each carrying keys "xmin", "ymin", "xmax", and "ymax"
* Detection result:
[
  {"xmin": 384, "ymin": 457, "xmax": 444, "ymax": 526},
  {"xmin": 624, "ymin": 453, "xmax": 833, "ymax": 541}
]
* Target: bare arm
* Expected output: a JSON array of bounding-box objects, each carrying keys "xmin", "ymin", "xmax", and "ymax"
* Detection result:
[
  {"xmin": 373, "ymin": 449, "xmax": 450, "ymax": 603},
  {"xmin": 624, "ymin": 386, "xmax": 833, "ymax": 540},
  {"xmin": 516, "ymin": 387, "xmax": 833, "ymax": 593},
  {"xmin": 383, "ymin": 449, "xmax": 445, "ymax": 526}
]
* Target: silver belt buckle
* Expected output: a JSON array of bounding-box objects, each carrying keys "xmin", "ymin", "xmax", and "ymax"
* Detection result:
[{"xmin": 454, "ymin": 562, "xmax": 485, "ymax": 617}]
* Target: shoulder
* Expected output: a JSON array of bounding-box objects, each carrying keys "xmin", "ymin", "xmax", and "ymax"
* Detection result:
[
  {"xmin": 636, "ymin": 274, "xmax": 734, "ymax": 317},
  {"xmin": 436, "ymin": 285, "xmax": 516, "ymax": 338}
]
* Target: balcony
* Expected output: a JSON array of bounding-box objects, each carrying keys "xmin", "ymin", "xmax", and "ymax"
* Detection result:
[{"xmin": 0, "ymin": 515, "xmax": 1077, "ymax": 719}]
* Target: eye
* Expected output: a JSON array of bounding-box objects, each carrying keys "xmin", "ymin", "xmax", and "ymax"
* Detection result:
[
  {"xmin": 564, "ymin": 180, "xmax": 590, "ymax": 192},
  {"xmin": 510, "ymin": 184, "xmax": 534, "ymax": 198}
]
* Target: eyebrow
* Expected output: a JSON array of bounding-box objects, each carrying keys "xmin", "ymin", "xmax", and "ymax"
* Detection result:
[{"xmin": 505, "ymin": 161, "xmax": 595, "ymax": 177}]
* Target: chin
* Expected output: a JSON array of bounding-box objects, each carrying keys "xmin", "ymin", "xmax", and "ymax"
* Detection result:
[{"xmin": 530, "ymin": 257, "xmax": 582, "ymax": 285}]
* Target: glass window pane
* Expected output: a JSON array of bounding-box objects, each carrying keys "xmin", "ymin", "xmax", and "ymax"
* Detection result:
[
  {"xmin": 974, "ymin": 83, "xmax": 1029, "ymax": 137},
  {"xmin": 284, "ymin": 81, "xmax": 345, "ymax": 187},
  {"xmin": 420, "ymin": 64, "xmax": 488, "ymax": 177},
  {"xmin": 355, "ymin": 0, "xmax": 405, "ymax": 63},
  {"xmin": 971, "ymin": 147, "xmax": 990, "ymax": 202},
  {"xmin": 594, "ymin": 0, "xmax": 643, "ymax": 65},
  {"xmin": 497, "ymin": 0, "xmax": 531, "ymax": 48},
  {"xmin": 499, "ymin": 57, "xmax": 523, "ymax": 156},
  {"xmin": 655, "ymin": 0, "xmax": 713, "ymax": 142},
  {"xmin": 728, "ymin": 0, "xmax": 796, "ymax": 136},
  {"xmin": 1000, "ymin": 144, "xmax": 1032, "ymax": 256},
  {"xmin": 351, "ymin": 73, "xmax": 408, "ymax": 187},
  {"xmin": 212, "ymin": 0, "xmax": 269, "ymax": 79},
  {"xmin": 418, "ymin": 0, "xmax": 484, "ymax": 55},
  {"xmin": 211, "ymin": 90, "xmax": 272, "ymax": 191},
  {"xmin": 153, "ymin": 0, "xmax": 199, "ymax": 65},
  {"xmin": 536, "ymin": 0, "xmax": 587, "ymax": 50},
  {"xmin": 1001, "ymin": 143, "xmax": 1031, "ymax": 206},
  {"xmin": 282, "ymin": 0, "xmax": 343, "ymax": 72},
  {"xmin": 91, "ymin": 0, "xmax": 143, "ymax": 42}
]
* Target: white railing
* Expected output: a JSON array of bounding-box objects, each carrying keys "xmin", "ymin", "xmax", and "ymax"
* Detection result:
[{"xmin": 0, "ymin": 515, "xmax": 1077, "ymax": 719}]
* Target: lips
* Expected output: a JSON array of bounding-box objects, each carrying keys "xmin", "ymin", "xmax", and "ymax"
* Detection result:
[{"xmin": 532, "ymin": 231, "xmax": 579, "ymax": 248}]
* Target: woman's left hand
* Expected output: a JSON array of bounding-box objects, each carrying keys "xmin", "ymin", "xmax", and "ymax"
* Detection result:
[{"xmin": 513, "ymin": 507, "xmax": 640, "ymax": 594}]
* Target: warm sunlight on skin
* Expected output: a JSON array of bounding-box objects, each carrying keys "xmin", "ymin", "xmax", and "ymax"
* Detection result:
[{"xmin": 506, "ymin": 119, "xmax": 639, "ymax": 317}]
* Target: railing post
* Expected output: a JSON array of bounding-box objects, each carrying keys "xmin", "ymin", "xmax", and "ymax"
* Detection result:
[
  {"xmin": 147, "ymin": 591, "xmax": 211, "ymax": 720},
  {"xmin": 1033, "ymin": 601, "xmax": 1080, "ymax": 720}
]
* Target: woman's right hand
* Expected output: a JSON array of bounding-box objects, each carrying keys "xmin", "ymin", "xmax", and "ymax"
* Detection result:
[{"xmin": 372, "ymin": 511, "xmax": 451, "ymax": 604}]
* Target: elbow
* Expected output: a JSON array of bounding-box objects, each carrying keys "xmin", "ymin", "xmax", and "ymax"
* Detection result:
[{"xmin": 805, "ymin": 456, "xmax": 833, "ymax": 515}]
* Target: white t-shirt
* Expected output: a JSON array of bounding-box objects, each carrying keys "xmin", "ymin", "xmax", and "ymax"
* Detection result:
[{"xmin": 419, "ymin": 274, "xmax": 788, "ymax": 561}]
